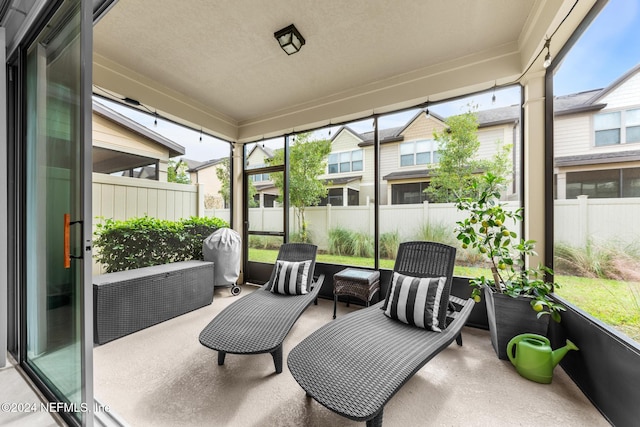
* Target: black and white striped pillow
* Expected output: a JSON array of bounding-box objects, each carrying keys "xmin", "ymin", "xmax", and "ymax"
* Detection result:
[
  {"xmin": 384, "ymin": 272, "xmax": 447, "ymax": 332},
  {"xmin": 270, "ymin": 260, "xmax": 312, "ymax": 295}
]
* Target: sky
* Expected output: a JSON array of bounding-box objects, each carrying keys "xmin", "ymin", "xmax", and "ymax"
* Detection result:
[
  {"xmin": 101, "ymin": 0, "xmax": 640, "ymax": 161},
  {"xmin": 553, "ymin": 0, "xmax": 640, "ymax": 96}
]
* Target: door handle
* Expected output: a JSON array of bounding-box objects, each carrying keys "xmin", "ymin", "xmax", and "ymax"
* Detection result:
[{"xmin": 64, "ymin": 214, "xmax": 84, "ymax": 268}]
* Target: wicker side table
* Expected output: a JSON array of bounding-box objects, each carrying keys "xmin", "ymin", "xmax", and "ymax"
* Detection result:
[{"xmin": 333, "ymin": 268, "xmax": 380, "ymax": 319}]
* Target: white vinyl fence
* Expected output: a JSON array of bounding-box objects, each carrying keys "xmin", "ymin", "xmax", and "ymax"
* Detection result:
[
  {"xmin": 92, "ymin": 174, "xmax": 230, "ymax": 274},
  {"xmin": 554, "ymin": 195, "xmax": 640, "ymax": 247},
  {"xmin": 248, "ymin": 197, "xmax": 640, "ymax": 251},
  {"xmin": 248, "ymin": 201, "xmax": 522, "ymax": 250},
  {"xmin": 92, "ymin": 173, "xmax": 199, "ymax": 223},
  {"xmin": 93, "ymin": 174, "xmax": 640, "ymax": 272}
]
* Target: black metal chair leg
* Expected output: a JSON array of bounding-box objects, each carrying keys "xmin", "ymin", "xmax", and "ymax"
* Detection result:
[
  {"xmin": 456, "ymin": 333, "xmax": 463, "ymax": 346},
  {"xmin": 218, "ymin": 351, "xmax": 226, "ymax": 365},
  {"xmin": 271, "ymin": 345, "xmax": 283, "ymax": 374},
  {"xmin": 366, "ymin": 409, "xmax": 383, "ymax": 427}
]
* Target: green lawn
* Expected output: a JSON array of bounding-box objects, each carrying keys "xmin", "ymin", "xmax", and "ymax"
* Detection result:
[
  {"xmin": 554, "ymin": 275, "xmax": 640, "ymax": 341},
  {"xmin": 248, "ymin": 248, "xmax": 640, "ymax": 341}
]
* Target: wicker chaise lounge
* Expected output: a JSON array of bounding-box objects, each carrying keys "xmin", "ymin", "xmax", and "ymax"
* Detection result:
[
  {"xmin": 199, "ymin": 243, "xmax": 324, "ymax": 374},
  {"xmin": 288, "ymin": 241, "xmax": 475, "ymax": 426}
]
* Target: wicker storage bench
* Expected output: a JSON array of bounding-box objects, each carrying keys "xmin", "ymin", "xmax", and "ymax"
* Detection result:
[{"xmin": 94, "ymin": 260, "xmax": 214, "ymax": 344}]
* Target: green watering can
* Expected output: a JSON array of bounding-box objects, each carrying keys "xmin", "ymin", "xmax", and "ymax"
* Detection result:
[{"xmin": 507, "ymin": 333, "xmax": 579, "ymax": 384}]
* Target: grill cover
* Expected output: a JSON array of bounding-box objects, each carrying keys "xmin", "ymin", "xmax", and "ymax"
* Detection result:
[{"xmin": 203, "ymin": 228, "xmax": 241, "ymax": 286}]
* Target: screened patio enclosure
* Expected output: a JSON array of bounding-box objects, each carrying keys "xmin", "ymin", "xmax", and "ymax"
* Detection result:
[
  {"xmin": 92, "ymin": 0, "xmax": 584, "ymax": 267},
  {"xmin": 88, "ymin": 2, "xmax": 640, "ymax": 425},
  {"xmin": 3, "ymin": 0, "xmax": 639, "ymax": 425}
]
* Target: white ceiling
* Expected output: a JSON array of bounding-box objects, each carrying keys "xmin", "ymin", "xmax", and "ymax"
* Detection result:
[{"xmin": 93, "ymin": 0, "xmax": 594, "ymax": 143}]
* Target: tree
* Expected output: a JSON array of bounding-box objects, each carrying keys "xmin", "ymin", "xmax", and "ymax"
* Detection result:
[
  {"xmin": 216, "ymin": 157, "xmax": 258, "ymax": 208},
  {"xmin": 167, "ymin": 159, "xmax": 190, "ymax": 184},
  {"xmin": 216, "ymin": 158, "xmax": 231, "ymax": 207},
  {"xmin": 268, "ymin": 133, "xmax": 332, "ymax": 242},
  {"xmin": 426, "ymin": 108, "xmax": 512, "ymax": 202}
]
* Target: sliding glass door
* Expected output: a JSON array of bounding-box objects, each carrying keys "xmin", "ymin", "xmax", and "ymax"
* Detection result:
[{"xmin": 20, "ymin": 0, "xmax": 93, "ymax": 424}]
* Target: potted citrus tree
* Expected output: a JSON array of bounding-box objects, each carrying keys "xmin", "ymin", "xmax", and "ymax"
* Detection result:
[{"xmin": 455, "ymin": 173, "xmax": 565, "ymax": 359}]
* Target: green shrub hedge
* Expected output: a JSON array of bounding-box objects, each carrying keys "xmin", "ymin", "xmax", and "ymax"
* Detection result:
[{"xmin": 93, "ymin": 216, "xmax": 229, "ymax": 273}]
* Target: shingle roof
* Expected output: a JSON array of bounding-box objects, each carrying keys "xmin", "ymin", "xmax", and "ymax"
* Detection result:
[
  {"xmin": 554, "ymin": 90, "xmax": 606, "ymax": 116},
  {"xmin": 185, "ymin": 157, "xmax": 225, "ymax": 172},
  {"xmin": 359, "ymin": 126, "xmax": 405, "ymax": 145},
  {"xmin": 323, "ymin": 176, "xmax": 363, "ymax": 185},
  {"xmin": 555, "ymin": 149, "xmax": 640, "ymax": 167},
  {"xmin": 476, "ymin": 105, "xmax": 520, "ymax": 127},
  {"xmin": 382, "ymin": 169, "xmax": 432, "ymax": 180},
  {"xmin": 182, "ymin": 158, "xmax": 204, "ymax": 170}
]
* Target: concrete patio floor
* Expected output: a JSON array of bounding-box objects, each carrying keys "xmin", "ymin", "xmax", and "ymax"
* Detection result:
[
  {"xmin": 93, "ymin": 285, "xmax": 609, "ymax": 427},
  {"xmin": 0, "ymin": 360, "xmax": 62, "ymax": 426}
]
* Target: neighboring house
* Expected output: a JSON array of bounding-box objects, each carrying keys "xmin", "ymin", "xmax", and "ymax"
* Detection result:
[
  {"xmin": 321, "ymin": 125, "xmax": 404, "ymax": 206},
  {"xmin": 184, "ymin": 157, "xmax": 227, "ymax": 208},
  {"xmin": 322, "ymin": 108, "xmax": 518, "ymax": 205},
  {"xmin": 245, "ymin": 144, "xmax": 279, "ymax": 207},
  {"xmin": 554, "ymin": 63, "xmax": 640, "ymax": 199},
  {"xmin": 247, "ymin": 63, "xmax": 640, "ymax": 207},
  {"xmin": 92, "ymin": 101, "xmax": 185, "ymax": 181}
]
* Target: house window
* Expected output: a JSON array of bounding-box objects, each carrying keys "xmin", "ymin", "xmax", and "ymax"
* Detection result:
[
  {"xmin": 623, "ymin": 168, "xmax": 640, "ymax": 197},
  {"xmin": 328, "ymin": 150, "xmax": 363, "ymax": 174},
  {"xmin": 250, "ymin": 173, "xmax": 270, "ymax": 182},
  {"xmin": 400, "ymin": 140, "xmax": 438, "ymax": 166},
  {"xmin": 391, "ymin": 182, "xmax": 429, "ymax": 204},
  {"xmin": 594, "ymin": 112, "xmax": 621, "ymax": 146},
  {"xmin": 594, "ymin": 109, "xmax": 640, "ymax": 147},
  {"xmin": 626, "ymin": 108, "xmax": 640, "ymax": 143},
  {"xmin": 317, "ymin": 188, "xmax": 344, "ymax": 206},
  {"xmin": 319, "ymin": 188, "xmax": 360, "ymax": 206},
  {"xmin": 264, "ymin": 194, "xmax": 277, "ymax": 207},
  {"xmin": 253, "ymin": 193, "xmax": 278, "ymax": 207},
  {"xmin": 348, "ymin": 188, "xmax": 359, "ymax": 206},
  {"xmin": 566, "ymin": 170, "xmax": 620, "ymax": 198}
]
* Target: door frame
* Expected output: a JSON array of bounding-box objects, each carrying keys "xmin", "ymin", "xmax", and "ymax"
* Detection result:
[
  {"xmin": 242, "ymin": 135, "xmax": 290, "ymax": 284},
  {"xmin": 6, "ymin": 1, "xmax": 94, "ymax": 425}
]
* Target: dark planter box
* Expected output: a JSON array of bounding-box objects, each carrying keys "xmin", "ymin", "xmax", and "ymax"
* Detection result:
[{"xmin": 484, "ymin": 286, "xmax": 549, "ymax": 360}]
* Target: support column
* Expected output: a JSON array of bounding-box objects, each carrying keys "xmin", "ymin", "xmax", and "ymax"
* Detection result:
[
  {"xmin": 232, "ymin": 143, "xmax": 244, "ymax": 283},
  {"xmin": 522, "ymin": 72, "xmax": 546, "ymax": 268},
  {"xmin": 232, "ymin": 143, "xmax": 243, "ymax": 235}
]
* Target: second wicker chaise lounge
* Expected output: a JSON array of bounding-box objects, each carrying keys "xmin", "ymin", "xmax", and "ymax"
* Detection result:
[
  {"xmin": 287, "ymin": 241, "xmax": 475, "ymax": 426},
  {"xmin": 199, "ymin": 243, "xmax": 324, "ymax": 374}
]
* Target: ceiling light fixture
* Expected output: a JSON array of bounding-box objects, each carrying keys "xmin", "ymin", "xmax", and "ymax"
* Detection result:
[
  {"xmin": 274, "ymin": 24, "xmax": 305, "ymax": 55},
  {"xmin": 543, "ymin": 38, "xmax": 552, "ymax": 68}
]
